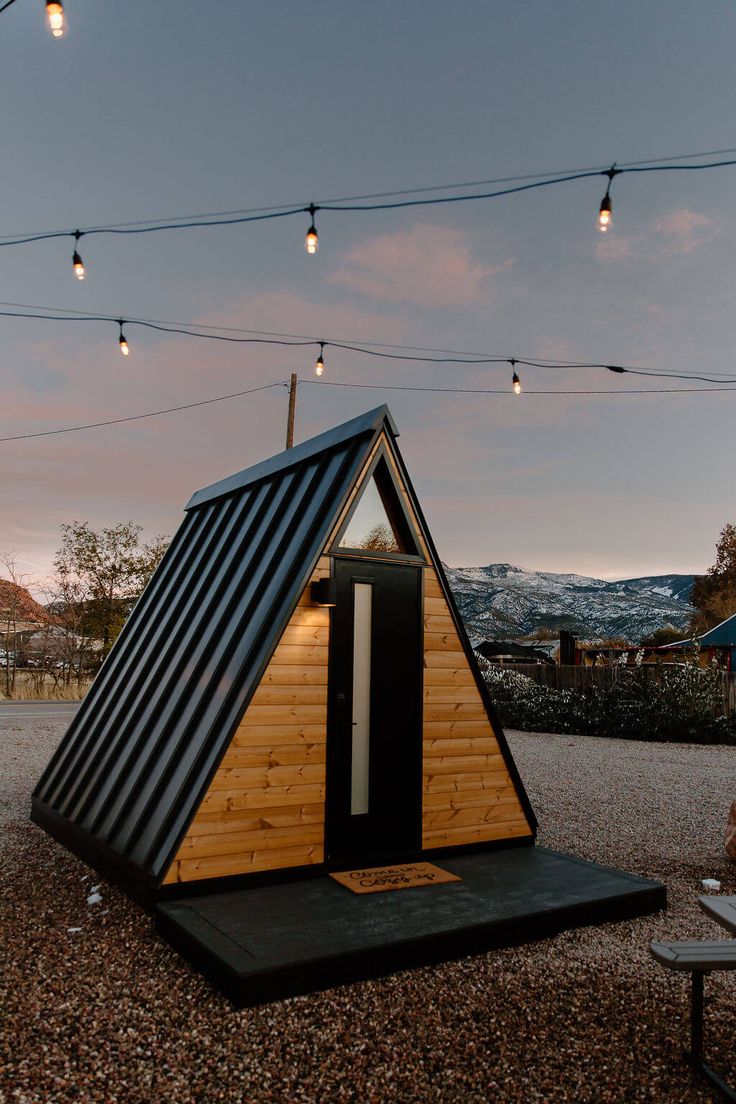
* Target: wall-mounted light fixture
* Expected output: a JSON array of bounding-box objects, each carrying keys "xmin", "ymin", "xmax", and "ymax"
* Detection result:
[{"xmin": 311, "ymin": 578, "xmax": 337, "ymax": 606}]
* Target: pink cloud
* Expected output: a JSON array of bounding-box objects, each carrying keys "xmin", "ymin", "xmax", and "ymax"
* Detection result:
[
  {"xmin": 596, "ymin": 207, "xmax": 714, "ymax": 263},
  {"xmin": 0, "ymin": 290, "xmax": 428, "ymax": 586},
  {"xmin": 327, "ymin": 223, "xmax": 512, "ymax": 308},
  {"xmin": 650, "ymin": 208, "xmax": 713, "ymax": 255}
]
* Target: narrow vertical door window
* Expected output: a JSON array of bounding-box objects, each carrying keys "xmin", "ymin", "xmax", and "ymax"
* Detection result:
[{"xmin": 351, "ymin": 583, "xmax": 372, "ymax": 814}]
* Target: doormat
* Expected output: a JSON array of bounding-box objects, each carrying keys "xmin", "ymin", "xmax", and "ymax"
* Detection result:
[{"xmin": 330, "ymin": 862, "xmax": 461, "ymax": 895}]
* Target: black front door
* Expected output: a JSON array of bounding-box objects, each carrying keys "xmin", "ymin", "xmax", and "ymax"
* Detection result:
[{"xmin": 325, "ymin": 558, "xmax": 423, "ymax": 863}]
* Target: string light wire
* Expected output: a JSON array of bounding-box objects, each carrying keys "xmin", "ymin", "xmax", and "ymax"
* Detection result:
[
  {"xmin": 1, "ymin": 306, "xmax": 736, "ymax": 385},
  {"xmin": 4, "ymin": 146, "xmax": 736, "ymax": 240},
  {"xmin": 300, "ymin": 379, "xmax": 736, "ymax": 396},
  {"xmin": 1, "ymin": 152, "xmax": 736, "ymax": 249},
  {"xmin": 6, "ymin": 297, "xmax": 736, "ymax": 376}
]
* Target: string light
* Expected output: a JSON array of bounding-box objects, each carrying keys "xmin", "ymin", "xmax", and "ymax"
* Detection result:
[
  {"xmin": 71, "ymin": 231, "xmax": 85, "ymax": 280},
  {"xmin": 512, "ymin": 361, "xmax": 522, "ymax": 395},
  {"xmin": 45, "ymin": 0, "xmax": 64, "ymax": 37},
  {"xmin": 305, "ymin": 204, "xmax": 319, "ymax": 254},
  {"xmin": 597, "ymin": 165, "xmax": 619, "ymax": 232},
  {"xmin": 1, "ymin": 152, "xmax": 736, "ymax": 259},
  {"xmin": 315, "ymin": 342, "xmax": 325, "ymax": 376},
  {"xmin": 118, "ymin": 320, "xmax": 129, "ymax": 356},
  {"xmin": 2, "ymin": 302, "xmax": 736, "ymax": 385}
]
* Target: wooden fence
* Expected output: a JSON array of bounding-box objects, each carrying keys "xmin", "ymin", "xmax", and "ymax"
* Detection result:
[{"xmin": 508, "ymin": 664, "xmax": 736, "ymax": 716}]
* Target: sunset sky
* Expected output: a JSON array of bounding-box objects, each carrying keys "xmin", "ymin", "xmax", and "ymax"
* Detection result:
[{"xmin": 2, "ymin": 1, "xmax": 735, "ymax": 589}]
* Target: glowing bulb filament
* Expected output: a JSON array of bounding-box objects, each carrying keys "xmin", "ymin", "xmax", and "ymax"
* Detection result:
[
  {"xmin": 118, "ymin": 322, "xmax": 130, "ymax": 356},
  {"xmin": 72, "ymin": 251, "xmax": 85, "ymax": 280},
  {"xmin": 305, "ymin": 205, "xmax": 319, "ymax": 254},
  {"xmin": 315, "ymin": 343, "xmax": 325, "ymax": 376},
  {"xmin": 512, "ymin": 368, "xmax": 521, "ymax": 395},
  {"xmin": 598, "ymin": 194, "xmax": 612, "ymax": 233},
  {"xmin": 46, "ymin": 1, "xmax": 65, "ymax": 37}
]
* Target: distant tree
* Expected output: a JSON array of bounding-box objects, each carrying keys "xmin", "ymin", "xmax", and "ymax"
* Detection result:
[
  {"xmin": 640, "ymin": 625, "xmax": 685, "ymax": 647},
  {"xmin": 54, "ymin": 522, "xmax": 169, "ymax": 659},
  {"xmin": 691, "ymin": 523, "xmax": 736, "ymax": 634},
  {"xmin": 361, "ymin": 522, "xmax": 398, "ymax": 553}
]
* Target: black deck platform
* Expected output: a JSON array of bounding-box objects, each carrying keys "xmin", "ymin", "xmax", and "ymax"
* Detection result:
[{"xmin": 156, "ymin": 846, "xmax": 666, "ymax": 1007}]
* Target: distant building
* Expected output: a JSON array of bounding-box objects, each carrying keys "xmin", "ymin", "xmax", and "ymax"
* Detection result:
[{"xmin": 663, "ymin": 612, "xmax": 736, "ymax": 671}]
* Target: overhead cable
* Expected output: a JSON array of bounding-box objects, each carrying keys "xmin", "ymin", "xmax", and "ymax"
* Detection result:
[{"xmin": 0, "ymin": 152, "xmax": 735, "ymax": 252}]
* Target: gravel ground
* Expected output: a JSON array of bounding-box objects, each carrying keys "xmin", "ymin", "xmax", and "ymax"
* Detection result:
[{"xmin": 1, "ymin": 717, "xmax": 735, "ymax": 1104}]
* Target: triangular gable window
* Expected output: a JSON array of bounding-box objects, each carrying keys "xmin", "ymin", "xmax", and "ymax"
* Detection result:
[{"xmin": 337, "ymin": 455, "xmax": 421, "ymax": 557}]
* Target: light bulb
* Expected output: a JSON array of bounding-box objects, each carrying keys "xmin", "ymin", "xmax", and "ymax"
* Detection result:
[
  {"xmin": 46, "ymin": 1, "xmax": 65, "ymax": 37},
  {"xmin": 512, "ymin": 370, "xmax": 521, "ymax": 395},
  {"xmin": 72, "ymin": 251, "xmax": 85, "ymax": 280},
  {"xmin": 118, "ymin": 323, "xmax": 129, "ymax": 356},
  {"xmin": 315, "ymin": 355, "xmax": 324, "ymax": 376},
  {"xmin": 598, "ymin": 194, "xmax": 612, "ymax": 233},
  {"xmin": 305, "ymin": 223, "xmax": 318, "ymax": 255}
]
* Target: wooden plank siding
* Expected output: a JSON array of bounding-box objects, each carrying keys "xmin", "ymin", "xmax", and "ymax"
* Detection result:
[
  {"xmin": 421, "ymin": 565, "xmax": 532, "ymax": 849},
  {"xmin": 163, "ymin": 557, "xmax": 331, "ymax": 884}
]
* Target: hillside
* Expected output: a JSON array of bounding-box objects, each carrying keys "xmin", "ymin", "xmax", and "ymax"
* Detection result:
[
  {"xmin": 445, "ymin": 563, "xmax": 695, "ymax": 644},
  {"xmin": 0, "ymin": 580, "xmax": 49, "ymax": 625}
]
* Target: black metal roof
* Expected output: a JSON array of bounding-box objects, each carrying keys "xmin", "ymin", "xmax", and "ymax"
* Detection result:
[{"xmin": 33, "ymin": 406, "xmax": 394, "ymax": 891}]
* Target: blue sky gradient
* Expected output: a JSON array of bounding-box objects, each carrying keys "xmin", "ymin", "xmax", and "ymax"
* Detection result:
[{"xmin": 1, "ymin": 1, "xmax": 735, "ymax": 583}]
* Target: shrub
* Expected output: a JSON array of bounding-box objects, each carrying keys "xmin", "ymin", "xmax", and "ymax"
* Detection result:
[{"xmin": 480, "ymin": 658, "xmax": 736, "ymax": 745}]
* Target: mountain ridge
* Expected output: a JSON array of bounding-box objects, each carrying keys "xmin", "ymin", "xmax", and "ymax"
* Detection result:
[{"xmin": 443, "ymin": 563, "xmax": 695, "ymax": 644}]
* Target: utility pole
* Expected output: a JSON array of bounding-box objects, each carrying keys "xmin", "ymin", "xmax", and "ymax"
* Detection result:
[{"xmin": 285, "ymin": 373, "xmax": 297, "ymax": 449}]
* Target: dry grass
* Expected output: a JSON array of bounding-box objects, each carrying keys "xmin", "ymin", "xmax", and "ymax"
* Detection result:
[{"xmin": 0, "ymin": 671, "xmax": 92, "ymax": 701}]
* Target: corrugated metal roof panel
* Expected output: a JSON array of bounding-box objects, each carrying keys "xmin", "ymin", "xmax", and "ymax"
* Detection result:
[{"xmin": 33, "ymin": 415, "xmax": 379, "ymax": 887}]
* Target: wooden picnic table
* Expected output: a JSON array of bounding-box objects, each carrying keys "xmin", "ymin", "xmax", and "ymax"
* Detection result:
[{"xmin": 698, "ymin": 895, "xmax": 736, "ymax": 935}]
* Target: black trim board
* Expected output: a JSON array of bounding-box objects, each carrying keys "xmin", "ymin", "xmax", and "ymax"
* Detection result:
[
  {"xmin": 331, "ymin": 443, "xmax": 425, "ymax": 561},
  {"xmin": 381, "ymin": 434, "xmax": 538, "ymax": 836}
]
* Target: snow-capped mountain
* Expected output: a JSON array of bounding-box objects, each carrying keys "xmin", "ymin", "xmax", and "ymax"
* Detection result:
[{"xmin": 444, "ymin": 563, "xmax": 695, "ymax": 644}]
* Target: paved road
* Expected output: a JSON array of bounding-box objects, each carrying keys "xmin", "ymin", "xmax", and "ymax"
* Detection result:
[{"xmin": 0, "ymin": 701, "xmax": 81, "ymax": 718}]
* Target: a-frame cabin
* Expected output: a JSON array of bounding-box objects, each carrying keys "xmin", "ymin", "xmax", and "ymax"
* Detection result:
[{"xmin": 32, "ymin": 406, "xmax": 536, "ymax": 902}]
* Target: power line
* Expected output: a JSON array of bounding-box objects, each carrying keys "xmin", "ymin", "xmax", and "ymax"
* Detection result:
[
  {"xmin": 0, "ymin": 382, "xmax": 285, "ymax": 442},
  {"xmin": 3, "ymin": 374, "xmax": 736, "ymax": 446},
  {"xmin": 1, "ymin": 152, "xmax": 736, "ymax": 249}
]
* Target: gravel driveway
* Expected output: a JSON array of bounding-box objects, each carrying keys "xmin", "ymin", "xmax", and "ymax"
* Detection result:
[{"xmin": 1, "ymin": 716, "xmax": 734, "ymax": 1103}]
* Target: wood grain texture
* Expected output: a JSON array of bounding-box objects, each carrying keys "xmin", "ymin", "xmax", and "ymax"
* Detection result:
[
  {"xmin": 163, "ymin": 559, "xmax": 330, "ymax": 884},
  {"xmin": 421, "ymin": 565, "xmax": 532, "ymax": 849}
]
